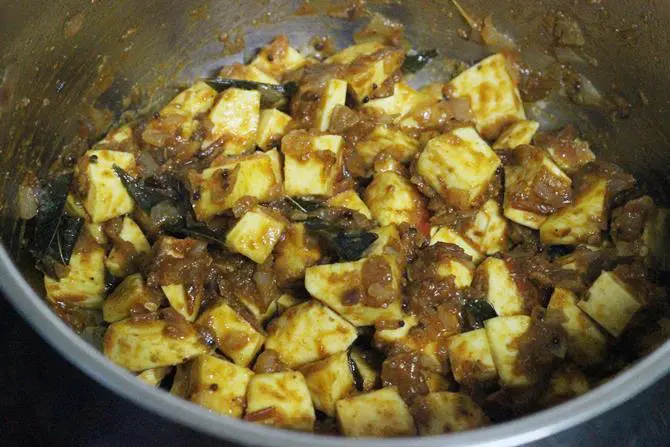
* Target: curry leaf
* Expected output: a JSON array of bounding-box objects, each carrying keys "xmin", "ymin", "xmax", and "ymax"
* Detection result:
[
  {"xmin": 461, "ymin": 299, "xmax": 497, "ymax": 331},
  {"xmin": 332, "ymin": 231, "xmax": 378, "ymax": 261},
  {"xmin": 113, "ymin": 165, "xmax": 178, "ymax": 212},
  {"xmin": 402, "ymin": 49, "xmax": 439, "ymax": 74}
]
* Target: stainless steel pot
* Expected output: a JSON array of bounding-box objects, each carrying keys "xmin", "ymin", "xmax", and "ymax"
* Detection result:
[{"xmin": 1, "ymin": 1, "xmax": 669, "ymax": 445}]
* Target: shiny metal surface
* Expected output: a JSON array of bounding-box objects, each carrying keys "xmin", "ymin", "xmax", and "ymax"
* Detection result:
[{"xmin": 1, "ymin": 1, "xmax": 669, "ymax": 445}]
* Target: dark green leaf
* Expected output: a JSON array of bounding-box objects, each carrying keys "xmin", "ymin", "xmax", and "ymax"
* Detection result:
[
  {"xmin": 402, "ymin": 49, "xmax": 439, "ymax": 74},
  {"xmin": 332, "ymin": 231, "xmax": 378, "ymax": 261},
  {"xmin": 113, "ymin": 165, "xmax": 178, "ymax": 212},
  {"xmin": 286, "ymin": 196, "xmax": 324, "ymax": 213},
  {"xmin": 52, "ymin": 214, "xmax": 84, "ymax": 265},
  {"xmin": 205, "ymin": 78, "xmax": 298, "ymax": 109},
  {"xmin": 32, "ymin": 174, "xmax": 71, "ymax": 257},
  {"xmin": 462, "ymin": 300, "xmax": 497, "ymax": 330},
  {"xmin": 164, "ymin": 223, "xmax": 227, "ymax": 246}
]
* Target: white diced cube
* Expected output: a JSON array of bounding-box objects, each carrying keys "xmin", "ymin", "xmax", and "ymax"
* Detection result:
[
  {"xmin": 447, "ymin": 53, "xmax": 525, "ymax": 140},
  {"xmin": 364, "ymin": 171, "xmax": 428, "ymax": 229},
  {"xmin": 250, "ymin": 36, "xmax": 308, "ymax": 78},
  {"xmin": 539, "ymin": 363, "xmax": 590, "ymax": 407},
  {"xmin": 315, "ymin": 79, "xmax": 347, "ymax": 131},
  {"xmin": 547, "ymin": 288, "xmax": 607, "ymax": 366},
  {"xmin": 363, "ymin": 81, "xmax": 421, "ymax": 117},
  {"xmin": 374, "ymin": 314, "xmax": 418, "ymax": 346},
  {"xmin": 536, "ymin": 127, "xmax": 596, "ymax": 175},
  {"xmin": 446, "ymin": 329, "xmax": 498, "ymax": 385},
  {"xmin": 355, "ymin": 125, "xmax": 420, "ymax": 169},
  {"xmin": 103, "ymin": 273, "xmax": 162, "ymax": 323},
  {"xmin": 492, "ymin": 120, "xmax": 539, "ymax": 150},
  {"xmin": 363, "ymin": 225, "xmax": 401, "ymax": 257},
  {"xmin": 503, "ymin": 145, "xmax": 572, "ymax": 229},
  {"xmin": 484, "ymin": 315, "xmax": 533, "ymax": 387},
  {"xmin": 161, "ymin": 81, "xmax": 218, "ymax": 118},
  {"xmin": 430, "ymin": 226, "xmax": 483, "ymax": 264},
  {"xmin": 203, "ymin": 88, "xmax": 261, "ymax": 155},
  {"xmin": 417, "ymin": 128, "xmax": 501, "ymax": 210},
  {"xmin": 299, "ymin": 351, "xmax": 354, "ymax": 417},
  {"xmin": 256, "ymin": 109, "xmax": 292, "ymax": 151},
  {"xmin": 136, "ymin": 366, "xmax": 172, "ymax": 387},
  {"xmin": 196, "ymin": 301, "xmax": 265, "ymax": 367},
  {"xmin": 463, "ymin": 199, "xmax": 508, "ymax": 255},
  {"xmin": 44, "ymin": 235, "xmax": 106, "ymax": 308},
  {"xmin": 218, "ymin": 63, "xmax": 279, "ymax": 84},
  {"xmin": 282, "ymin": 132, "xmax": 344, "ymax": 197},
  {"xmin": 435, "ymin": 257, "xmax": 475, "ymax": 289},
  {"xmin": 190, "ymin": 150, "xmax": 282, "ymax": 221},
  {"xmin": 578, "ymin": 271, "xmax": 642, "ymax": 337},
  {"xmin": 79, "ymin": 149, "xmax": 136, "ymax": 223},
  {"xmin": 245, "ymin": 371, "xmax": 315, "ymax": 431},
  {"xmin": 327, "ymin": 190, "xmax": 373, "ymax": 219},
  {"xmin": 274, "ymin": 223, "xmax": 322, "ymax": 286},
  {"xmin": 336, "ymin": 387, "xmax": 416, "ymax": 437},
  {"xmin": 475, "ymin": 257, "xmax": 526, "ymax": 316},
  {"xmin": 226, "ymin": 207, "xmax": 286, "ymax": 264},
  {"xmin": 103, "ymin": 314, "xmax": 210, "ymax": 371},
  {"xmin": 411, "ymin": 392, "xmax": 488, "ymax": 435},
  {"xmin": 540, "ymin": 178, "xmax": 607, "ymax": 246},
  {"xmin": 265, "ymin": 300, "xmax": 357, "ymax": 368},
  {"xmin": 188, "ymin": 354, "xmax": 254, "ymax": 418},
  {"xmin": 105, "ymin": 216, "xmax": 151, "ymax": 277},
  {"xmin": 304, "ymin": 256, "xmax": 404, "ymax": 327},
  {"xmin": 275, "ymin": 293, "xmax": 304, "ymax": 315}
]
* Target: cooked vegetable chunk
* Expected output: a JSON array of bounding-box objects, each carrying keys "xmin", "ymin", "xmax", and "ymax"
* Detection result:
[
  {"xmin": 327, "ymin": 190, "xmax": 373, "ymax": 219},
  {"xmin": 274, "ymin": 223, "xmax": 322, "ymax": 286},
  {"xmin": 105, "ymin": 217, "xmax": 151, "ymax": 277},
  {"xmin": 190, "ymin": 150, "xmax": 282, "ymax": 220},
  {"xmin": 44, "ymin": 235, "xmax": 106, "ymax": 308},
  {"xmin": 188, "ymin": 354, "xmax": 254, "ymax": 417},
  {"xmin": 363, "ymin": 82, "xmax": 422, "ymax": 118},
  {"xmin": 203, "ymin": 88, "xmax": 260, "ymax": 155},
  {"xmin": 103, "ymin": 273, "xmax": 162, "ymax": 323},
  {"xmin": 256, "ymin": 109, "xmax": 292, "ymax": 151},
  {"xmin": 430, "ymin": 226, "xmax": 483, "ymax": 264},
  {"xmin": 355, "ymin": 125, "xmax": 420, "ymax": 169},
  {"xmin": 492, "ymin": 120, "xmax": 539, "ymax": 150},
  {"xmin": 447, "ymin": 53, "xmax": 525, "ymax": 140},
  {"xmin": 539, "ymin": 363, "xmax": 590, "ymax": 407},
  {"xmin": 336, "ymin": 387, "xmax": 416, "ymax": 437},
  {"xmin": 578, "ymin": 271, "xmax": 642, "ymax": 337},
  {"xmin": 300, "ymin": 351, "xmax": 354, "ymax": 416},
  {"xmin": 548, "ymin": 288, "xmax": 607, "ymax": 366},
  {"xmin": 250, "ymin": 35, "xmax": 307, "ymax": 78},
  {"xmin": 463, "ymin": 199, "xmax": 508, "ymax": 255},
  {"xmin": 364, "ymin": 170, "xmax": 428, "ymax": 228},
  {"xmin": 484, "ymin": 315, "xmax": 534, "ymax": 387},
  {"xmin": 475, "ymin": 257, "xmax": 526, "ymax": 316},
  {"xmin": 151, "ymin": 82, "xmax": 218, "ymax": 141},
  {"xmin": 540, "ymin": 178, "xmax": 607, "ymax": 246},
  {"xmin": 536, "ymin": 126, "xmax": 596, "ymax": 175},
  {"xmin": 196, "ymin": 301, "xmax": 265, "ymax": 367},
  {"xmin": 447, "ymin": 329, "xmax": 498, "ymax": 385},
  {"xmin": 226, "ymin": 207, "xmax": 286, "ymax": 264},
  {"xmin": 245, "ymin": 371, "xmax": 315, "ymax": 431},
  {"xmin": 265, "ymin": 300, "xmax": 357, "ymax": 367},
  {"xmin": 136, "ymin": 366, "xmax": 172, "ymax": 387},
  {"xmin": 282, "ymin": 132, "xmax": 344, "ymax": 197},
  {"xmin": 219, "ymin": 63, "xmax": 280, "ymax": 84},
  {"xmin": 411, "ymin": 392, "xmax": 488, "ymax": 435},
  {"xmin": 417, "ymin": 128, "xmax": 501, "ymax": 210},
  {"xmin": 78, "ymin": 149, "xmax": 136, "ymax": 223},
  {"xmin": 305, "ymin": 256, "xmax": 404, "ymax": 326},
  {"xmin": 103, "ymin": 314, "xmax": 210, "ymax": 371},
  {"xmin": 316, "ymin": 79, "xmax": 348, "ymax": 131}
]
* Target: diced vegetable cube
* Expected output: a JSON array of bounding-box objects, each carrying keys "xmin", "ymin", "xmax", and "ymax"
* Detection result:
[
  {"xmin": 327, "ymin": 190, "xmax": 373, "ymax": 219},
  {"xmin": 103, "ymin": 314, "xmax": 210, "ymax": 371},
  {"xmin": 245, "ymin": 371, "xmax": 315, "ymax": 431},
  {"xmin": 364, "ymin": 171, "xmax": 428, "ymax": 228},
  {"xmin": 435, "ymin": 256, "xmax": 475, "ymax": 289},
  {"xmin": 424, "ymin": 371, "xmax": 453, "ymax": 393},
  {"xmin": 265, "ymin": 300, "xmax": 357, "ymax": 368},
  {"xmin": 547, "ymin": 288, "xmax": 607, "ymax": 366},
  {"xmin": 305, "ymin": 256, "xmax": 404, "ymax": 326},
  {"xmin": 203, "ymin": 88, "xmax": 261, "ymax": 155},
  {"xmin": 300, "ymin": 351, "xmax": 354, "ymax": 417},
  {"xmin": 256, "ymin": 109, "xmax": 292, "ymax": 151},
  {"xmin": 463, "ymin": 199, "xmax": 508, "ymax": 255},
  {"xmin": 363, "ymin": 81, "xmax": 421, "ymax": 117},
  {"xmin": 417, "ymin": 128, "xmax": 500, "ymax": 210},
  {"xmin": 539, "ymin": 363, "xmax": 589, "ymax": 407},
  {"xmin": 250, "ymin": 35, "xmax": 308, "ymax": 78},
  {"xmin": 44, "ymin": 235, "xmax": 106, "ymax": 308},
  {"xmin": 275, "ymin": 293, "xmax": 304, "ymax": 315},
  {"xmin": 355, "ymin": 125, "xmax": 420, "ymax": 169},
  {"xmin": 136, "ymin": 366, "xmax": 172, "ymax": 387},
  {"xmin": 577, "ymin": 271, "xmax": 642, "ymax": 337},
  {"xmin": 196, "ymin": 300, "xmax": 265, "ymax": 367},
  {"xmin": 274, "ymin": 223, "xmax": 322, "ymax": 286},
  {"xmin": 225, "ymin": 207, "xmax": 287, "ymax": 264},
  {"xmin": 103, "ymin": 273, "xmax": 162, "ymax": 323},
  {"xmin": 536, "ymin": 127, "xmax": 596, "ymax": 175},
  {"xmin": 363, "ymin": 225, "xmax": 401, "ymax": 257},
  {"xmin": 105, "ymin": 216, "xmax": 151, "ymax": 277},
  {"xmin": 374, "ymin": 314, "xmax": 418, "ymax": 345},
  {"xmin": 316, "ymin": 79, "xmax": 348, "ymax": 131},
  {"xmin": 282, "ymin": 132, "xmax": 344, "ymax": 197},
  {"xmin": 411, "ymin": 392, "xmax": 488, "ymax": 435},
  {"xmin": 157, "ymin": 82, "xmax": 218, "ymax": 140},
  {"xmin": 336, "ymin": 387, "xmax": 416, "ymax": 437},
  {"xmin": 484, "ymin": 315, "xmax": 533, "ymax": 387},
  {"xmin": 492, "ymin": 120, "xmax": 539, "ymax": 150},
  {"xmin": 218, "ymin": 63, "xmax": 279, "ymax": 84},
  {"xmin": 79, "ymin": 149, "xmax": 136, "ymax": 223},
  {"xmin": 447, "ymin": 53, "xmax": 525, "ymax": 140},
  {"xmin": 188, "ymin": 354, "xmax": 254, "ymax": 418},
  {"xmin": 475, "ymin": 257, "xmax": 526, "ymax": 316},
  {"xmin": 430, "ymin": 226, "xmax": 483, "ymax": 264},
  {"xmin": 540, "ymin": 178, "xmax": 607, "ymax": 246},
  {"xmin": 446, "ymin": 329, "xmax": 498, "ymax": 385}
]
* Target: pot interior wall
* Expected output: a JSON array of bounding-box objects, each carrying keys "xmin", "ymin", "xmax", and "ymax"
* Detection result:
[{"xmin": 1, "ymin": 0, "xmax": 669, "ymax": 290}]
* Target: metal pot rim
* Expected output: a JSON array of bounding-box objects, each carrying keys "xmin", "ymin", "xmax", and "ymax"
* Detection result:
[{"xmin": 2, "ymin": 243, "xmax": 668, "ymax": 446}]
